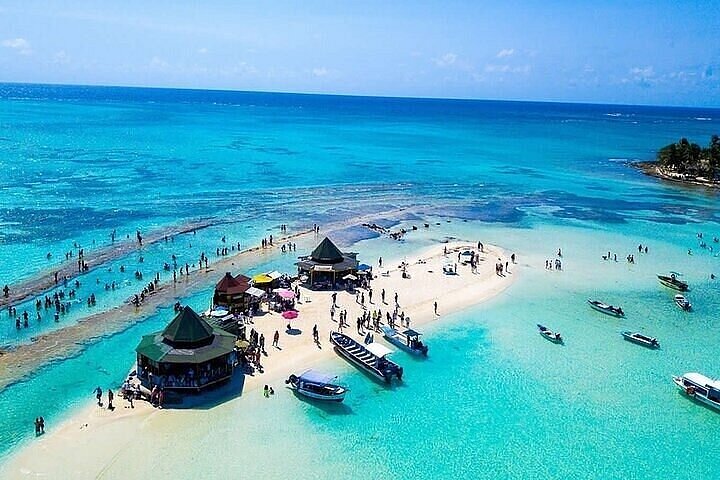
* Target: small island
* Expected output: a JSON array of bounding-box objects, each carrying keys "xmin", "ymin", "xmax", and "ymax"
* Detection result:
[{"xmin": 635, "ymin": 135, "xmax": 720, "ymax": 188}]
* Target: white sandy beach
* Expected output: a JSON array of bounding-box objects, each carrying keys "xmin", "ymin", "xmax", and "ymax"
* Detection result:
[{"xmin": 0, "ymin": 240, "xmax": 516, "ymax": 479}]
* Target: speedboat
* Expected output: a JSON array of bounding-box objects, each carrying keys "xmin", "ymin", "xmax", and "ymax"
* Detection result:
[
  {"xmin": 380, "ymin": 326, "xmax": 428, "ymax": 356},
  {"xmin": 537, "ymin": 324, "xmax": 563, "ymax": 344},
  {"xmin": 588, "ymin": 299, "xmax": 625, "ymax": 317},
  {"xmin": 621, "ymin": 331, "xmax": 659, "ymax": 349},
  {"xmin": 658, "ymin": 274, "xmax": 689, "ymax": 292},
  {"xmin": 285, "ymin": 370, "xmax": 347, "ymax": 402},
  {"xmin": 329, "ymin": 331, "xmax": 403, "ymax": 383},
  {"xmin": 674, "ymin": 294, "xmax": 692, "ymax": 311},
  {"xmin": 672, "ymin": 372, "xmax": 720, "ymax": 411}
]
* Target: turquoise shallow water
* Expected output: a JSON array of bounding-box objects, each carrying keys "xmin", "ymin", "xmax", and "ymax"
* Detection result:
[{"xmin": 0, "ymin": 84, "xmax": 719, "ymax": 478}]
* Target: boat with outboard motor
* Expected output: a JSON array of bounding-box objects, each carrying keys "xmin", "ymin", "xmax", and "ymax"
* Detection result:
[
  {"xmin": 329, "ymin": 331, "xmax": 403, "ymax": 383},
  {"xmin": 621, "ymin": 331, "xmax": 660, "ymax": 349},
  {"xmin": 658, "ymin": 274, "xmax": 688, "ymax": 292},
  {"xmin": 674, "ymin": 294, "xmax": 692, "ymax": 311},
  {"xmin": 588, "ymin": 299, "xmax": 625, "ymax": 317},
  {"xmin": 537, "ymin": 324, "xmax": 563, "ymax": 343},
  {"xmin": 380, "ymin": 326, "xmax": 428, "ymax": 356},
  {"xmin": 672, "ymin": 372, "xmax": 720, "ymax": 411},
  {"xmin": 285, "ymin": 369, "xmax": 347, "ymax": 402}
]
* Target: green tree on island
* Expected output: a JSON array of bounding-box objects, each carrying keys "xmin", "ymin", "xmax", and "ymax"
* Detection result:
[{"xmin": 657, "ymin": 135, "xmax": 720, "ymax": 180}]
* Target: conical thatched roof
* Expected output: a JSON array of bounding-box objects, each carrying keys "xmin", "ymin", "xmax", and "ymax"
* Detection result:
[
  {"xmin": 310, "ymin": 237, "xmax": 344, "ymax": 264},
  {"xmin": 161, "ymin": 306, "xmax": 214, "ymax": 345}
]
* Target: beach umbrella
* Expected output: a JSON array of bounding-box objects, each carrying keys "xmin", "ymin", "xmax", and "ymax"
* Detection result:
[
  {"xmin": 358, "ymin": 264, "xmax": 372, "ymax": 271},
  {"xmin": 282, "ymin": 310, "xmax": 298, "ymax": 319},
  {"xmin": 274, "ymin": 289, "xmax": 295, "ymax": 300},
  {"xmin": 235, "ymin": 339, "xmax": 250, "ymax": 351},
  {"xmin": 252, "ymin": 273, "xmax": 273, "ymax": 284}
]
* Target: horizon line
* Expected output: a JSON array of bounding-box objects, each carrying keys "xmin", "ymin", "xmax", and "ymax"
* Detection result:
[{"xmin": 1, "ymin": 80, "xmax": 719, "ymax": 111}]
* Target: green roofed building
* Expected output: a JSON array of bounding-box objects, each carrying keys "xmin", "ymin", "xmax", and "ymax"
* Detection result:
[
  {"xmin": 135, "ymin": 306, "xmax": 237, "ymax": 391},
  {"xmin": 295, "ymin": 237, "xmax": 359, "ymax": 289}
]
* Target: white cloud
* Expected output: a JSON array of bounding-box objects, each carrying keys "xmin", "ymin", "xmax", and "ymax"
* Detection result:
[
  {"xmin": 434, "ymin": 53, "xmax": 457, "ymax": 67},
  {"xmin": 312, "ymin": 67, "xmax": 328, "ymax": 77},
  {"xmin": 630, "ymin": 66, "xmax": 654, "ymax": 78},
  {"xmin": 496, "ymin": 48, "xmax": 515, "ymax": 58},
  {"xmin": 484, "ymin": 64, "xmax": 531, "ymax": 74},
  {"xmin": 53, "ymin": 50, "xmax": 70, "ymax": 64},
  {"xmin": 149, "ymin": 56, "xmax": 170, "ymax": 69},
  {"xmin": 627, "ymin": 65, "xmax": 656, "ymax": 87},
  {"xmin": 2, "ymin": 37, "xmax": 32, "ymax": 55},
  {"xmin": 197, "ymin": 47, "xmax": 208, "ymax": 55}
]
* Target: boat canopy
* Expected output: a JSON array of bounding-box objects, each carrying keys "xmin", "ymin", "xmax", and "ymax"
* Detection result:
[
  {"xmin": 246, "ymin": 287, "xmax": 265, "ymax": 297},
  {"xmin": 299, "ymin": 369, "xmax": 336, "ymax": 385},
  {"xmin": 365, "ymin": 342, "xmax": 394, "ymax": 358},
  {"xmin": 403, "ymin": 329, "xmax": 421, "ymax": 337},
  {"xmin": 685, "ymin": 372, "xmax": 720, "ymax": 390}
]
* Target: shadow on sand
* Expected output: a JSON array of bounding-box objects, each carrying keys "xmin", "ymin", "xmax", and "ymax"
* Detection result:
[{"xmin": 163, "ymin": 372, "xmax": 246, "ymax": 410}]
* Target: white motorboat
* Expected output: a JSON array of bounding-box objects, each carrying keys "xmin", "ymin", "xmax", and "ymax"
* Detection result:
[
  {"xmin": 674, "ymin": 294, "xmax": 692, "ymax": 311},
  {"xmin": 380, "ymin": 326, "xmax": 428, "ymax": 356},
  {"xmin": 286, "ymin": 370, "xmax": 347, "ymax": 402},
  {"xmin": 672, "ymin": 372, "xmax": 720, "ymax": 412}
]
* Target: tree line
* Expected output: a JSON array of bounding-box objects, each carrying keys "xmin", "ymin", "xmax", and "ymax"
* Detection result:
[{"xmin": 656, "ymin": 135, "xmax": 720, "ymax": 179}]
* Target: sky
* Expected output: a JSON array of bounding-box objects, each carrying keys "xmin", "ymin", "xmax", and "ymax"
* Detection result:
[{"xmin": 0, "ymin": 0, "xmax": 719, "ymax": 106}]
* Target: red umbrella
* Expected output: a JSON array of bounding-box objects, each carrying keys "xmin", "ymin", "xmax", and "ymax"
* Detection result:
[{"xmin": 282, "ymin": 310, "xmax": 298, "ymax": 319}]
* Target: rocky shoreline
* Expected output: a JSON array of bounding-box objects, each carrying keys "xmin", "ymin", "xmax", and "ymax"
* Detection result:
[{"xmin": 632, "ymin": 161, "xmax": 720, "ymax": 189}]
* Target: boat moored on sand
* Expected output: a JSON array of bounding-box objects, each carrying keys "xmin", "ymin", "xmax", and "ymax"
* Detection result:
[
  {"xmin": 537, "ymin": 324, "xmax": 563, "ymax": 343},
  {"xmin": 329, "ymin": 331, "xmax": 403, "ymax": 383},
  {"xmin": 588, "ymin": 299, "xmax": 625, "ymax": 317},
  {"xmin": 285, "ymin": 370, "xmax": 347, "ymax": 402},
  {"xmin": 621, "ymin": 331, "xmax": 659, "ymax": 349},
  {"xmin": 674, "ymin": 294, "xmax": 692, "ymax": 311},
  {"xmin": 658, "ymin": 274, "xmax": 688, "ymax": 292},
  {"xmin": 380, "ymin": 326, "xmax": 428, "ymax": 356},
  {"xmin": 672, "ymin": 372, "xmax": 720, "ymax": 411}
]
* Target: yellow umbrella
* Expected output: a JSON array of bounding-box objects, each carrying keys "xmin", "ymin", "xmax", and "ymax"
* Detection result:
[{"xmin": 252, "ymin": 273, "xmax": 273, "ymax": 284}]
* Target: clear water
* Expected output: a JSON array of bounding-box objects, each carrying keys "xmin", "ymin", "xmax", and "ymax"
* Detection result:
[{"xmin": 0, "ymin": 84, "xmax": 719, "ymax": 478}]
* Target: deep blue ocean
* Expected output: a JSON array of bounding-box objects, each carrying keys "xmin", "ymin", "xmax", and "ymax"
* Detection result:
[{"xmin": 0, "ymin": 83, "xmax": 719, "ymax": 478}]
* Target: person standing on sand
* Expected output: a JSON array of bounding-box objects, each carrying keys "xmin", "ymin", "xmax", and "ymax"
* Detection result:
[
  {"xmin": 379, "ymin": 257, "xmax": 383, "ymax": 268},
  {"xmin": 94, "ymin": 386, "xmax": 103, "ymax": 406},
  {"xmin": 107, "ymin": 389, "xmax": 114, "ymax": 410},
  {"xmin": 273, "ymin": 330, "xmax": 280, "ymax": 348},
  {"xmin": 434, "ymin": 301, "xmax": 438, "ymax": 316}
]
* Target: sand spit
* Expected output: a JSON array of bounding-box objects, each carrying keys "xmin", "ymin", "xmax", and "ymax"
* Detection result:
[{"xmin": 0, "ymin": 240, "xmax": 516, "ymax": 479}]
